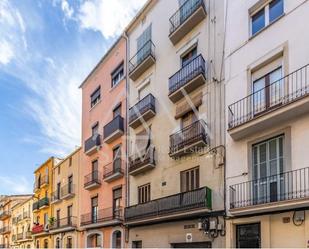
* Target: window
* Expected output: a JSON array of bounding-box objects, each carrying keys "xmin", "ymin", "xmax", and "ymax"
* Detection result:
[
  {"xmin": 251, "ymin": 0, "xmax": 284, "ymax": 36},
  {"xmin": 138, "ymin": 183, "xmax": 151, "ymax": 204},
  {"xmin": 69, "ymin": 157, "xmax": 72, "ymax": 166},
  {"xmin": 57, "ymin": 182, "xmax": 61, "ymax": 199},
  {"xmin": 43, "ymin": 239, "xmax": 48, "ymax": 249},
  {"xmin": 36, "ymin": 240, "xmax": 40, "ymax": 249},
  {"xmin": 181, "ymin": 111, "xmax": 197, "ymax": 129},
  {"xmin": 91, "ymin": 196, "xmax": 98, "ymax": 223},
  {"xmin": 56, "ymin": 238, "xmax": 60, "ymax": 248},
  {"xmin": 138, "ymin": 82, "xmax": 150, "ymax": 100},
  {"xmin": 43, "ymin": 213, "xmax": 48, "ymax": 226},
  {"xmin": 252, "ymin": 67, "xmax": 282, "ymax": 115},
  {"xmin": 113, "ymin": 103, "xmax": 122, "ymax": 118},
  {"xmin": 181, "ymin": 47, "xmax": 197, "ymax": 67},
  {"xmin": 67, "ymin": 205, "xmax": 72, "ymax": 225},
  {"xmin": 113, "ymin": 231, "xmax": 122, "ymax": 249},
  {"xmin": 68, "ymin": 175, "xmax": 73, "ymax": 194},
  {"xmin": 113, "ymin": 145, "xmax": 122, "ymax": 171},
  {"xmin": 67, "ymin": 237, "xmax": 73, "ymax": 248},
  {"xmin": 180, "ymin": 167, "xmax": 200, "ymax": 192},
  {"xmin": 56, "ymin": 209, "xmax": 60, "ymax": 227},
  {"xmin": 252, "ymin": 135, "xmax": 284, "ymax": 204},
  {"xmin": 132, "ymin": 241, "xmax": 142, "ymax": 248},
  {"xmin": 236, "ymin": 223, "xmax": 261, "ymax": 248},
  {"xmin": 92, "ymin": 160, "xmax": 98, "ymax": 172},
  {"xmin": 91, "ymin": 122, "xmax": 99, "ymax": 136},
  {"xmin": 137, "ymin": 25, "xmax": 152, "ymax": 63},
  {"xmin": 90, "ymin": 87, "xmax": 101, "ymax": 108},
  {"xmin": 113, "ymin": 188, "xmax": 122, "ymax": 218},
  {"xmin": 57, "ymin": 166, "xmax": 60, "ymax": 175},
  {"xmin": 111, "ymin": 63, "xmax": 124, "ymax": 87}
]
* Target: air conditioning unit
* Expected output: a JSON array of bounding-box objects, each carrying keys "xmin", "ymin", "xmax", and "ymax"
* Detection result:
[{"xmin": 186, "ymin": 233, "xmax": 193, "ymax": 243}]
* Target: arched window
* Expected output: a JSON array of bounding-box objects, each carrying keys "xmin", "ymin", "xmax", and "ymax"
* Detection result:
[
  {"xmin": 66, "ymin": 237, "xmax": 73, "ymax": 248},
  {"xmin": 112, "ymin": 230, "xmax": 122, "ymax": 249},
  {"xmin": 36, "ymin": 240, "xmax": 40, "ymax": 249},
  {"xmin": 87, "ymin": 233, "xmax": 102, "ymax": 248},
  {"xmin": 44, "ymin": 239, "xmax": 48, "ymax": 249},
  {"xmin": 56, "ymin": 238, "xmax": 60, "ymax": 248}
]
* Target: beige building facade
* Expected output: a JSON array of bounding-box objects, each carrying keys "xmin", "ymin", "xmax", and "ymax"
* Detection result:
[
  {"xmin": 225, "ymin": 0, "xmax": 309, "ymax": 247},
  {"xmin": 125, "ymin": 0, "xmax": 226, "ymax": 247},
  {"xmin": 50, "ymin": 147, "xmax": 81, "ymax": 248},
  {"xmin": 11, "ymin": 197, "xmax": 33, "ymax": 249}
]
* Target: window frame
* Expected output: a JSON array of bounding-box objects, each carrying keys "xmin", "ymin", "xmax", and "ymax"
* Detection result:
[
  {"xmin": 138, "ymin": 183, "xmax": 151, "ymax": 204},
  {"xmin": 111, "ymin": 62, "xmax": 124, "ymax": 88},
  {"xmin": 90, "ymin": 86, "xmax": 101, "ymax": 108},
  {"xmin": 180, "ymin": 166, "xmax": 200, "ymax": 192}
]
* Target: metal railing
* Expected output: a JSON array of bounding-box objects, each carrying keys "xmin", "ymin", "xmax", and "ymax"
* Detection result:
[
  {"xmin": 228, "ymin": 64, "xmax": 309, "ymax": 129},
  {"xmin": 51, "ymin": 190, "xmax": 61, "ymax": 202},
  {"xmin": 169, "ymin": 54, "xmax": 206, "ymax": 95},
  {"xmin": 129, "ymin": 145, "xmax": 155, "ymax": 173},
  {"xmin": 0, "ymin": 210, "xmax": 10, "ymax": 218},
  {"xmin": 103, "ymin": 158, "xmax": 124, "ymax": 179},
  {"xmin": 23, "ymin": 211, "xmax": 30, "ymax": 219},
  {"xmin": 230, "ymin": 167, "xmax": 309, "ymax": 209},
  {"xmin": 129, "ymin": 93, "xmax": 156, "ymax": 124},
  {"xmin": 50, "ymin": 216, "xmax": 77, "ymax": 230},
  {"xmin": 129, "ymin": 40, "xmax": 155, "ymax": 73},
  {"xmin": 169, "ymin": 0, "xmax": 205, "ymax": 34},
  {"xmin": 84, "ymin": 170, "xmax": 102, "ymax": 188},
  {"xmin": 38, "ymin": 197, "xmax": 49, "ymax": 208},
  {"xmin": 0, "ymin": 226, "xmax": 10, "ymax": 234},
  {"xmin": 32, "ymin": 202, "xmax": 39, "ymax": 211},
  {"xmin": 103, "ymin": 115, "xmax": 124, "ymax": 139},
  {"xmin": 125, "ymin": 187, "xmax": 211, "ymax": 221},
  {"xmin": 169, "ymin": 120, "xmax": 208, "ymax": 155},
  {"xmin": 84, "ymin": 134, "xmax": 101, "ymax": 153},
  {"xmin": 61, "ymin": 183, "xmax": 75, "ymax": 197},
  {"xmin": 80, "ymin": 207, "xmax": 123, "ymax": 226},
  {"xmin": 17, "ymin": 233, "xmax": 23, "ymax": 240}
]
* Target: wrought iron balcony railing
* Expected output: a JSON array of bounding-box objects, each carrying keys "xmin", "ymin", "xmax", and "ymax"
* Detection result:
[
  {"xmin": 169, "ymin": 0, "xmax": 206, "ymax": 34},
  {"xmin": 129, "ymin": 93, "xmax": 156, "ymax": 128},
  {"xmin": 38, "ymin": 197, "xmax": 49, "ymax": 208},
  {"xmin": 84, "ymin": 134, "xmax": 101, "ymax": 154},
  {"xmin": 17, "ymin": 233, "xmax": 23, "ymax": 240},
  {"xmin": 230, "ymin": 167, "xmax": 309, "ymax": 209},
  {"xmin": 32, "ymin": 202, "xmax": 39, "ymax": 211},
  {"xmin": 80, "ymin": 207, "xmax": 123, "ymax": 226},
  {"xmin": 0, "ymin": 226, "xmax": 10, "ymax": 234},
  {"xmin": 61, "ymin": 183, "xmax": 75, "ymax": 198},
  {"xmin": 129, "ymin": 145, "xmax": 156, "ymax": 175},
  {"xmin": 50, "ymin": 216, "xmax": 77, "ymax": 230},
  {"xmin": 103, "ymin": 158, "xmax": 124, "ymax": 180},
  {"xmin": 84, "ymin": 170, "xmax": 102, "ymax": 188},
  {"xmin": 103, "ymin": 115, "xmax": 124, "ymax": 143},
  {"xmin": 228, "ymin": 64, "xmax": 309, "ymax": 129},
  {"xmin": 0, "ymin": 210, "xmax": 10, "ymax": 219},
  {"xmin": 168, "ymin": 54, "xmax": 206, "ymax": 102},
  {"xmin": 51, "ymin": 190, "xmax": 61, "ymax": 203},
  {"xmin": 125, "ymin": 187, "xmax": 211, "ymax": 222},
  {"xmin": 169, "ymin": 119, "xmax": 208, "ymax": 156}
]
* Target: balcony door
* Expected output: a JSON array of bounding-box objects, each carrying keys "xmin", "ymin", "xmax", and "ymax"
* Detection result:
[
  {"xmin": 113, "ymin": 146, "xmax": 121, "ymax": 172},
  {"xmin": 137, "ymin": 25, "xmax": 151, "ymax": 64},
  {"xmin": 67, "ymin": 205, "xmax": 72, "ymax": 225},
  {"xmin": 252, "ymin": 136, "xmax": 284, "ymax": 205},
  {"xmin": 253, "ymin": 67, "xmax": 283, "ymax": 115},
  {"xmin": 68, "ymin": 175, "xmax": 73, "ymax": 194},
  {"xmin": 91, "ymin": 160, "xmax": 98, "ymax": 181},
  {"xmin": 91, "ymin": 196, "xmax": 98, "ymax": 223},
  {"xmin": 113, "ymin": 188, "xmax": 122, "ymax": 218}
]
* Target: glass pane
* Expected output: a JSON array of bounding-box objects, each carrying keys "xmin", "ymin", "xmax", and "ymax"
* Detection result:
[
  {"xmin": 269, "ymin": 160, "xmax": 278, "ymax": 176},
  {"xmin": 260, "ymin": 162, "xmax": 267, "ymax": 178},
  {"xmin": 253, "ymin": 77, "xmax": 266, "ymax": 113},
  {"xmin": 252, "ymin": 8, "xmax": 265, "ymax": 35},
  {"xmin": 269, "ymin": 67, "xmax": 283, "ymax": 106},
  {"xmin": 269, "ymin": 139, "xmax": 277, "ymax": 160},
  {"xmin": 269, "ymin": 0, "xmax": 284, "ymax": 23},
  {"xmin": 259, "ymin": 144, "xmax": 267, "ymax": 163}
]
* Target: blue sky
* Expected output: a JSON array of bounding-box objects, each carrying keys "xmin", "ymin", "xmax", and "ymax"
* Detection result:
[{"xmin": 0, "ymin": 0, "xmax": 146, "ymax": 195}]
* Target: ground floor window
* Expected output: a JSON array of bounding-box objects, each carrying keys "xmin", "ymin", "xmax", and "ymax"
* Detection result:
[
  {"xmin": 87, "ymin": 233, "xmax": 102, "ymax": 248},
  {"xmin": 66, "ymin": 237, "xmax": 73, "ymax": 248},
  {"xmin": 132, "ymin": 240, "xmax": 142, "ymax": 248},
  {"xmin": 112, "ymin": 230, "xmax": 122, "ymax": 248},
  {"xmin": 44, "ymin": 239, "xmax": 48, "ymax": 249},
  {"xmin": 236, "ymin": 223, "xmax": 261, "ymax": 248},
  {"xmin": 56, "ymin": 238, "xmax": 60, "ymax": 248}
]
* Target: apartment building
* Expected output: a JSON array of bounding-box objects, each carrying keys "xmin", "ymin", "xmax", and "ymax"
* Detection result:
[
  {"xmin": 50, "ymin": 147, "xmax": 81, "ymax": 248},
  {"xmin": 0, "ymin": 195, "xmax": 32, "ymax": 248},
  {"xmin": 32, "ymin": 157, "xmax": 61, "ymax": 248},
  {"xmin": 225, "ymin": 0, "xmax": 309, "ymax": 247},
  {"xmin": 79, "ymin": 36, "xmax": 127, "ymax": 248},
  {"xmin": 11, "ymin": 197, "xmax": 33, "ymax": 249},
  {"xmin": 124, "ymin": 0, "xmax": 226, "ymax": 247}
]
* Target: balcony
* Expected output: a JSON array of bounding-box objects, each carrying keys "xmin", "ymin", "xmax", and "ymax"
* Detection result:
[
  {"xmin": 168, "ymin": 54, "xmax": 206, "ymax": 103},
  {"xmin": 169, "ymin": 0, "xmax": 207, "ymax": 45},
  {"xmin": 0, "ymin": 226, "xmax": 10, "ymax": 234},
  {"xmin": 0, "ymin": 210, "xmax": 10, "ymax": 220},
  {"xmin": 61, "ymin": 184, "xmax": 75, "ymax": 200},
  {"xmin": 84, "ymin": 170, "xmax": 102, "ymax": 190},
  {"xmin": 39, "ymin": 197, "xmax": 49, "ymax": 209},
  {"xmin": 229, "ymin": 167, "xmax": 309, "ymax": 215},
  {"xmin": 228, "ymin": 64, "xmax": 309, "ymax": 140},
  {"xmin": 40, "ymin": 175, "xmax": 49, "ymax": 188},
  {"xmin": 129, "ymin": 145, "xmax": 156, "ymax": 176},
  {"xmin": 16, "ymin": 231, "xmax": 32, "ymax": 241},
  {"xmin": 103, "ymin": 159, "xmax": 124, "ymax": 183},
  {"xmin": 125, "ymin": 187, "xmax": 212, "ymax": 225},
  {"xmin": 129, "ymin": 40, "xmax": 155, "ymax": 81},
  {"xmin": 32, "ymin": 202, "xmax": 39, "ymax": 212},
  {"xmin": 84, "ymin": 134, "xmax": 101, "ymax": 155},
  {"xmin": 129, "ymin": 94, "xmax": 156, "ymax": 129},
  {"xmin": 23, "ymin": 212, "xmax": 30, "ymax": 220},
  {"xmin": 51, "ymin": 191, "xmax": 62, "ymax": 204},
  {"xmin": 103, "ymin": 116, "xmax": 124, "ymax": 144},
  {"xmin": 50, "ymin": 216, "xmax": 77, "ymax": 233},
  {"xmin": 32, "ymin": 224, "xmax": 45, "ymax": 234},
  {"xmin": 80, "ymin": 207, "xmax": 123, "ymax": 229},
  {"xmin": 17, "ymin": 233, "xmax": 23, "ymax": 240},
  {"xmin": 169, "ymin": 120, "xmax": 208, "ymax": 158}
]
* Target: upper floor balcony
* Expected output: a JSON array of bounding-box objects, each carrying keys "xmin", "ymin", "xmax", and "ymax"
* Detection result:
[
  {"xmin": 168, "ymin": 54, "xmax": 206, "ymax": 103},
  {"xmin": 169, "ymin": 119, "xmax": 208, "ymax": 158},
  {"xmin": 129, "ymin": 145, "xmax": 156, "ymax": 176},
  {"xmin": 169, "ymin": 0, "xmax": 207, "ymax": 45},
  {"xmin": 0, "ymin": 226, "xmax": 10, "ymax": 234},
  {"xmin": 16, "ymin": 231, "xmax": 32, "ymax": 241},
  {"xmin": 0, "ymin": 210, "xmax": 10, "ymax": 220},
  {"xmin": 84, "ymin": 170, "xmax": 102, "ymax": 190},
  {"xmin": 32, "ymin": 201, "xmax": 39, "ymax": 212},
  {"xmin": 228, "ymin": 64, "xmax": 309, "ymax": 140},
  {"xmin": 129, "ymin": 93, "xmax": 156, "ymax": 129},
  {"xmin": 80, "ymin": 207, "xmax": 123, "ymax": 229},
  {"xmin": 61, "ymin": 183, "xmax": 75, "ymax": 200},
  {"xmin": 103, "ymin": 115, "xmax": 124, "ymax": 144},
  {"xmin": 32, "ymin": 224, "xmax": 45, "ymax": 235},
  {"xmin": 84, "ymin": 134, "xmax": 101, "ymax": 155},
  {"xmin": 23, "ymin": 211, "xmax": 30, "ymax": 220},
  {"xmin": 125, "ymin": 187, "xmax": 212, "ymax": 225},
  {"xmin": 229, "ymin": 167, "xmax": 309, "ymax": 215},
  {"xmin": 51, "ymin": 190, "xmax": 62, "ymax": 204},
  {"xmin": 103, "ymin": 158, "xmax": 124, "ymax": 183},
  {"xmin": 38, "ymin": 197, "xmax": 49, "ymax": 209},
  {"xmin": 50, "ymin": 216, "xmax": 77, "ymax": 233},
  {"xmin": 129, "ymin": 40, "xmax": 155, "ymax": 81}
]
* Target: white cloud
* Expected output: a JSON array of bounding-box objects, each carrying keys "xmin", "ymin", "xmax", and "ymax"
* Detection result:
[
  {"xmin": 78, "ymin": 0, "xmax": 147, "ymax": 38},
  {"xmin": 0, "ymin": 176, "xmax": 32, "ymax": 194},
  {"xmin": 61, "ymin": 0, "xmax": 74, "ymax": 19},
  {"xmin": 0, "ymin": 40, "xmax": 14, "ymax": 65}
]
